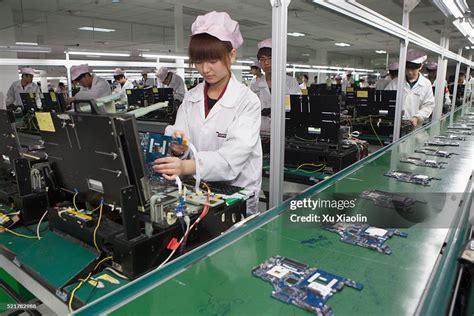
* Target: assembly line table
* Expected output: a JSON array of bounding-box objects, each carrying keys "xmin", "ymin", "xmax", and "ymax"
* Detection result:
[{"xmin": 70, "ymin": 107, "xmax": 474, "ymax": 315}]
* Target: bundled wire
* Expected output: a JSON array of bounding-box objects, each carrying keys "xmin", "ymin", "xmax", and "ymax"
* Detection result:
[
  {"xmin": 92, "ymin": 198, "xmax": 105, "ymax": 253},
  {"xmin": 67, "ymin": 256, "xmax": 113, "ymax": 312},
  {"xmin": 369, "ymin": 115, "xmax": 384, "ymax": 147},
  {"xmin": 36, "ymin": 210, "xmax": 48, "ymax": 240},
  {"xmin": 156, "ymin": 183, "xmax": 211, "ymax": 270}
]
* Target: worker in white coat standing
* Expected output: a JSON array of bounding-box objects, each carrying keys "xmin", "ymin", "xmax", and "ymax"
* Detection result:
[
  {"xmin": 113, "ymin": 68, "xmax": 134, "ymax": 94},
  {"xmin": 156, "ymin": 67, "xmax": 187, "ymax": 103},
  {"xmin": 375, "ymin": 63, "xmax": 398, "ymax": 90},
  {"xmin": 152, "ymin": 11, "xmax": 262, "ymax": 214},
  {"xmin": 252, "ymin": 38, "xmax": 301, "ymax": 133},
  {"xmin": 68, "ymin": 64, "xmax": 111, "ymax": 103},
  {"xmin": 385, "ymin": 49, "xmax": 435, "ymax": 128},
  {"xmin": 426, "ymin": 62, "xmax": 451, "ymax": 113},
  {"xmin": 6, "ymin": 67, "xmax": 41, "ymax": 109}
]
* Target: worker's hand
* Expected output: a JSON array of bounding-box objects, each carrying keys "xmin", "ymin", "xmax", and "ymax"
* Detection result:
[
  {"xmin": 409, "ymin": 117, "xmax": 422, "ymax": 127},
  {"xmin": 152, "ymin": 157, "xmax": 195, "ymax": 180},
  {"xmin": 67, "ymin": 96, "xmax": 75, "ymax": 104},
  {"xmin": 170, "ymin": 130, "xmax": 189, "ymax": 156}
]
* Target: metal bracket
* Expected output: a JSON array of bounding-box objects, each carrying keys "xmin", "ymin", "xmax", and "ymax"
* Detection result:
[{"xmin": 404, "ymin": 0, "xmax": 420, "ymax": 13}]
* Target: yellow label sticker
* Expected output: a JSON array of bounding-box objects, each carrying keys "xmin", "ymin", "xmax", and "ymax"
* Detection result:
[
  {"xmin": 357, "ymin": 90, "xmax": 368, "ymax": 98},
  {"xmin": 97, "ymin": 274, "xmax": 120, "ymax": 285},
  {"xmin": 126, "ymin": 90, "xmax": 132, "ymax": 95},
  {"xmin": 346, "ymin": 87, "xmax": 354, "ymax": 92},
  {"xmin": 152, "ymin": 88, "xmax": 158, "ymax": 93},
  {"xmin": 35, "ymin": 112, "xmax": 56, "ymax": 132},
  {"xmin": 284, "ymin": 95, "xmax": 291, "ymax": 111},
  {"xmin": 29, "ymin": 92, "xmax": 34, "ymax": 98},
  {"xmin": 50, "ymin": 92, "xmax": 57, "ymax": 102}
]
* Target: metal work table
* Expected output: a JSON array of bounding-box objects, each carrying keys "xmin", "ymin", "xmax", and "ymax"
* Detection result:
[{"xmin": 68, "ymin": 107, "xmax": 474, "ymax": 315}]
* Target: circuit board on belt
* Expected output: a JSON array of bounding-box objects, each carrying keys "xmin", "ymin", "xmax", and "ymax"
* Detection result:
[
  {"xmin": 322, "ymin": 222, "xmax": 407, "ymax": 254},
  {"xmin": 384, "ymin": 170, "xmax": 440, "ymax": 186},
  {"xmin": 252, "ymin": 256, "xmax": 363, "ymax": 316},
  {"xmin": 434, "ymin": 134, "xmax": 467, "ymax": 141},
  {"xmin": 414, "ymin": 148, "xmax": 457, "ymax": 158},
  {"xmin": 359, "ymin": 190, "xmax": 419, "ymax": 211},
  {"xmin": 399, "ymin": 156, "xmax": 447, "ymax": 168},
  {"xmin": 424, "ymin": 139, "xmax": 460, "ymax": 147}
]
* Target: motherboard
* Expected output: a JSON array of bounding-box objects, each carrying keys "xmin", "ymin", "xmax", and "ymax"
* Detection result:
[
  {"xmin": 399, "ymin": 157, "xmax": 447, "ymax": 168},
  {"xmin": 384, "ymin": 170, "xmax": 440, "ymax": 186},
  {"xmin": 252, "ymin": 256, "xmax": 363, "ymax": 316},
  {"xmin": 322, "ymin": 222, "xmax": 407, "ymax": 254}
]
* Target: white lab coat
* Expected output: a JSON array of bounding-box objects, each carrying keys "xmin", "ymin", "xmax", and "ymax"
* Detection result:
[
  {"xmin": 113, "ymin": 79, "xmax": 134, "ymax": 95},
  {"xmin": 431, "ymin": 79, "xmax": 451, "ymax": 108},
  {"xmin": 165, "ymin": 74, "xmax": 262, "ymax": 214},
  {"xmin": 385, "ymin": 74, "xmax": 435, "ymax": 121},
  {"xmin": 252, "ymin": 74, "xmax": 301, "ymax": 133},
  {"xmin": 6, "ymin": 80, "xmax": 41, "ymax": 107},
  {"xmin": 75, "ymin": 75, "xmax": 111, "ymax": 101},
  {"xmin": 375, "ymin": 77, "xmax": 392, "ymax": 90},
  {"xmin": 165, "ymin": 73, "xmax": 187, "ymax": 102},
  {"xmin": 341, "ymin": 78, "xmax": 354, "ymax": 94},
  {"xmin": 249, "ymin": 76, "xmax": 261, "ymax": 94}
]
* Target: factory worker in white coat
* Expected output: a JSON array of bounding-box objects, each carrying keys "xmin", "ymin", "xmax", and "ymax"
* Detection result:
[
  {"xmin": 375, "ymin": 63, "xmax": 398, "ymax": 90},
  {"xmin": 252, "ymin": 38, "xmax": 301, "ymax": 133},
  {"xmin": 6, "ymin": 67, "xmax": 41, "ymax": 108},
  {"xmin": 68, "ymin": 64, "xmax": 111, "ymax": 103},
  {"xmin": 156, "ymin": 67, "xmax": 187, "ymax": 103},
  {"xmin": 385, "ymin": 49, "xmax": 435, "ymax": 128},
  {"xmin": 113, "ymin": 68, "xmax": 134, "ymax": 94},
  {"xmin": 153, "ymin": 11, "xmax": 262, "ymax": 215},
  {"xmin": 426, "ymin": 62, "xmax": 451, "ymax": 112}
]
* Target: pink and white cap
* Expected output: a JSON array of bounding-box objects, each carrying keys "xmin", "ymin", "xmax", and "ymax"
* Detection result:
[
  {"xmin": 191, "ymin": 11, "xmax": 243, "ymax": 49},
  {"xmin": 388, "ymin": 63, "xmax": 399, "ymax": 71},
  {"xmin": 114, "ymin": 68, "xmax": 125, "ymax": 76},
  {"xmin": 156, "ymin": 67, "xmax": 169, "ymax": 82},
  {"xmin": 258, "ymin": 38, "xmax": 272, "ymax": 50},
  {"xmin": 71, "ymin": 64, "xmax": 90, "ymax": 81},
  {"xmin": 20, "ymin": 67, "xmax": 35, "ymax": 76},
  {"xmin": 406, "ymin": 49, "xmax": 427, "ymax": 64},
  {"xmin": 426, "ymin": 62, "xmax": 438, "ymax": 71}
]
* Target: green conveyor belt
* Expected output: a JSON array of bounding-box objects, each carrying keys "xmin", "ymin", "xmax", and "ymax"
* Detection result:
[{"xmin": 71, "ymin": 107, "xmax": 474, "ymax": 315}]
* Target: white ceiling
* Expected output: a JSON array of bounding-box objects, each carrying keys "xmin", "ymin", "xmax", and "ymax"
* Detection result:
[{"xmin": 2, "ymin": 0, "xmax": 473, "ymax": 70}]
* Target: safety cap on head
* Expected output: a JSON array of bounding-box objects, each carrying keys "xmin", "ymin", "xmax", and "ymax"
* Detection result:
[
  {"xmin": 156, "ymin": 67, "xmax": 169, "ymax": 82},
  {"xmin": 258, "ymin": 38, "xmax": 272, "ymax": 50},
  {"xmin": 71, "ymin": 64, "xmax": 90, "ymax": 81},
  {"xmin": 388, "ymin": 63, "xmax": 399, "ymax": 71},
  {"xmin": 114, "ymin": 68, "xmax": 125, "ymax": 76},
  {"xmin": 406, "ymin": 49, "xmax": 427, "ymax": 65},
  {"xmin": 426, "ymin": 62, "xmax": 438, "ymax": 71},
  {"xmin": 191, "ymin": 11, "xmax": 243, "ymax": 49},
  {"xmin": 20, "ymin": 67, "xmax": 35, "ymax": 76}
]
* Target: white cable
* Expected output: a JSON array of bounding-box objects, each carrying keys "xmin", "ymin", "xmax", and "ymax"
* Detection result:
[
  {"xmin": 104, "ymin": 267, "xmax": 129, "ymax": 280},
  {"xmin": 36, "ymin": 210, "xmax": 48, "ymax": 240},
  {"xmin": 188, "ymin": 142, "xmax": 200, "ymax": 193},
  {"xmin": 175, "ymin": 176, "xmax": 182, "ymax": 195}
]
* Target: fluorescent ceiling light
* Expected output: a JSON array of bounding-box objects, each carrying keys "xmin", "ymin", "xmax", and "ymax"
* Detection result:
[
  {"xmin": 335, "ymin": 42, "xmax": 351, "ymax": 47},
  {"xmin": 288, "ymin": 32, "xmax": 305, "ymax": 37},
  {"xmin": 85, "ymin": 55, "xmax": 101, "ymax": 58},
  {"xmin": 137, "ymin": 48, "xmax": 150, "ymax": 52},
  {"xmin": 68, "ymin": 51, "xmax": 130, "ymax": 57},
  {"xmin": 375, "ymin": 50, "xmax": 387, "ymax": 54},
  {"xmin": 15, "ymin": 42, "xmax": 38, "ymax": 46},
  {"xmin": 141, "ymin": 53, "xmax": 189, "ymax": 59},
  {"xmin": 452, "ymin": 18, "xmax": 474, "ymax": 38},
  {"xmin": 236, "ymin": 60, "xmax": 254, "ymax": 64},
  {"xmin": 79, "ymin": 26, "xmax": 116, "ymax": 32},
  {"xmin": 0, "ymin": 45, "xmax": 51, "ymax": 53},
  {"xmin": 433, "ymin": 0, "xmax": 467, "ymax": 18},
  {"xmin": 292, "ymin": 64, "xmax": 311, "ymax": 68}
]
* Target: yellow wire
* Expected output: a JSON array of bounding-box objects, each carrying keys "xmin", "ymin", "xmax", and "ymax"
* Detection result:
[
  {"xmin": 73, "ymin": 192, "xmax": 79, "ymax": 212},
  {"xmin": 294, "ymin": 135, "xmax": 317, "ymax": 142},
  {"xmin": 68, "ymin": 256, "xmax": 113, "ymax": 312},
  {"xmin": 369, "ymin": 115, "xmax": 384, "ymax": 147},
  {"xmin": 92, "ymin": 203, "xmax": 103, "ymax": 253},
  {"xmin": 1, "ymin": 227, "xmax": 38, "ymax": 239},
  {"xmin": 295, "ymin": 164, "xmax": 326, "ymax": 173},
  {"xmin": 295, "ymin": 163, "xmax": 325, "ymax": 171}
]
